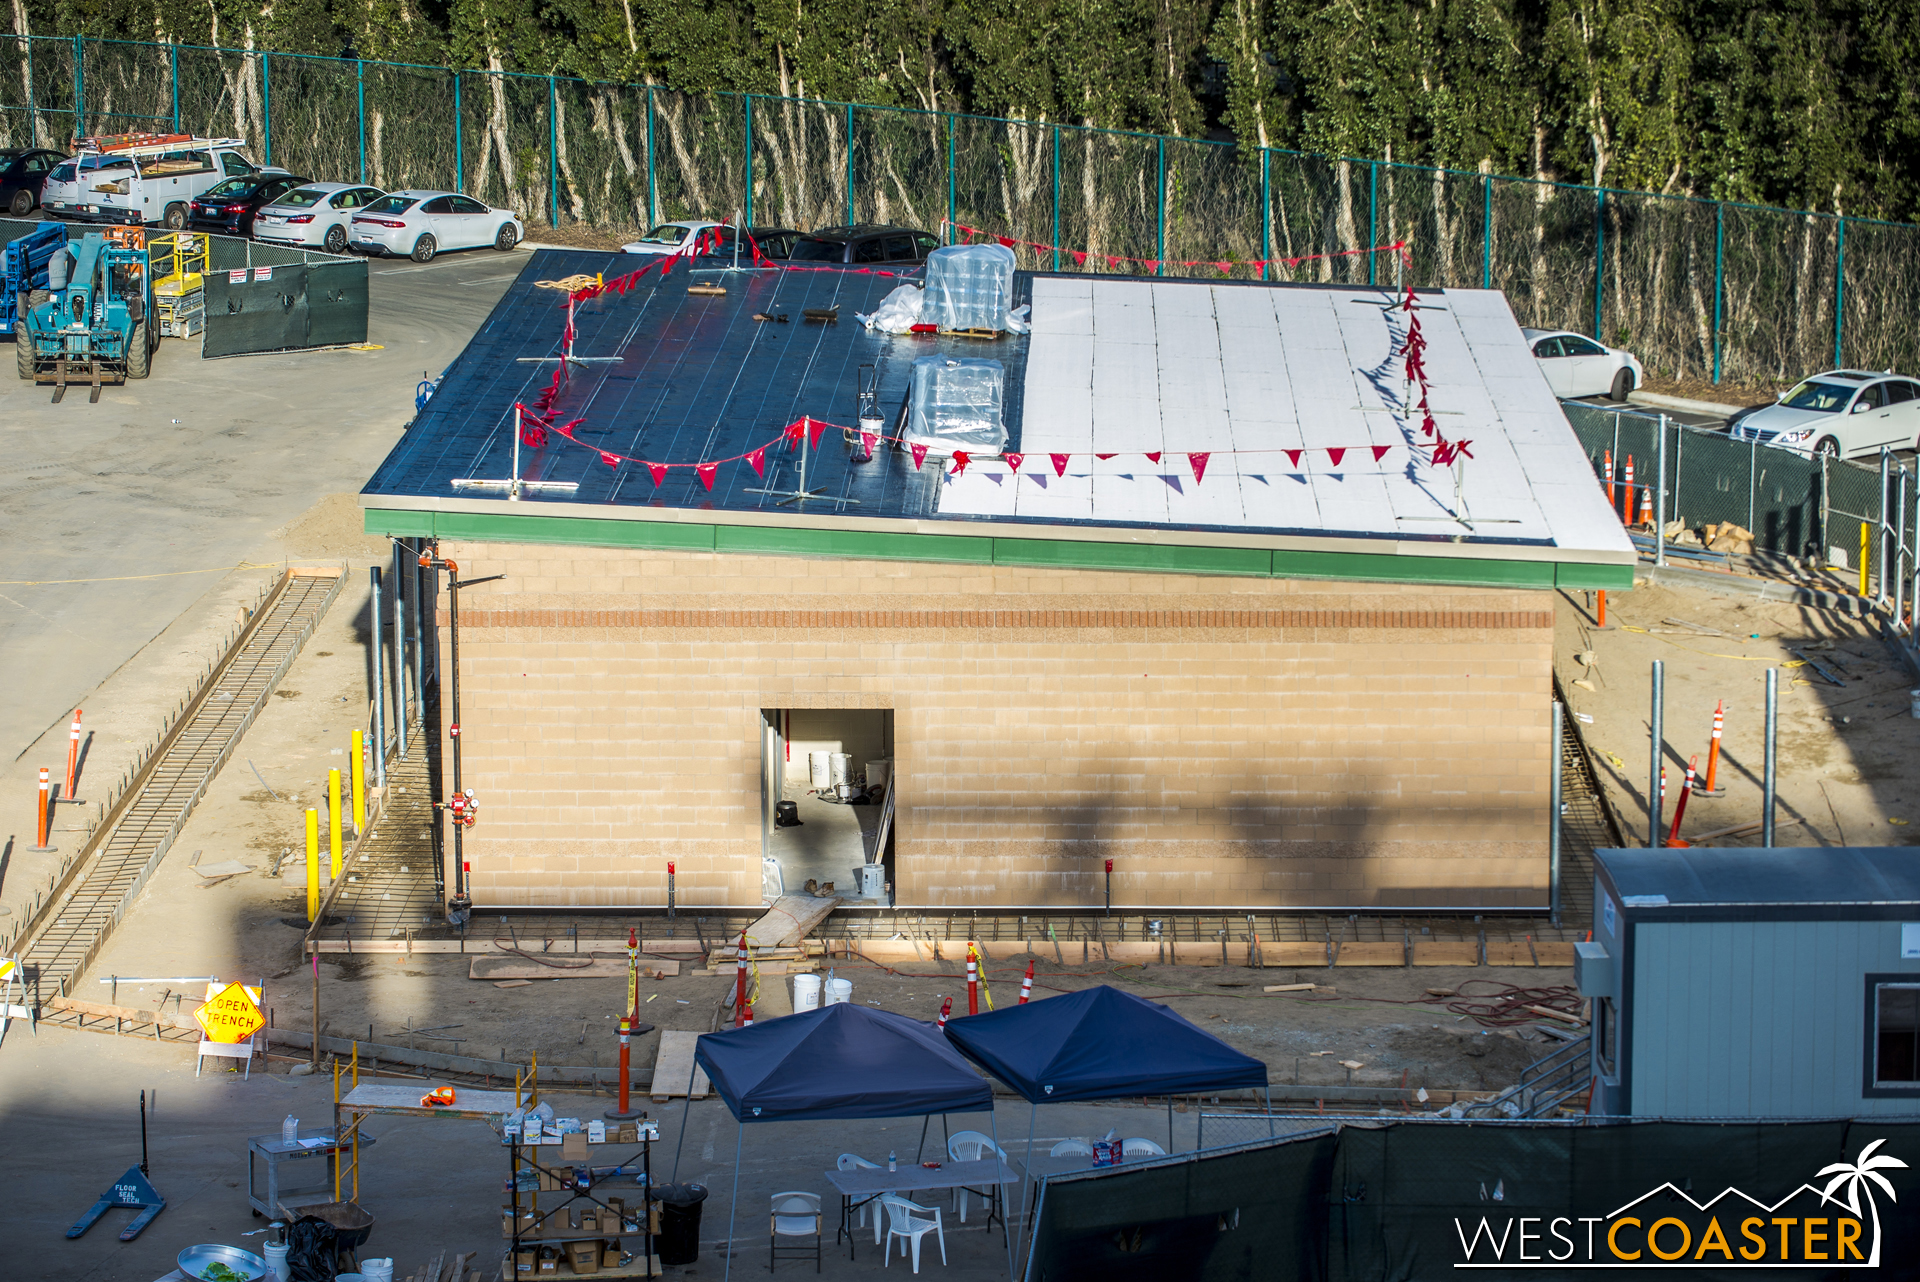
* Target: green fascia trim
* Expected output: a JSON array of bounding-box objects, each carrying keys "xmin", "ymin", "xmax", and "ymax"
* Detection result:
[
  {"xmin": 996, "ymin": 538, "xmax": 1269, "ymax": 576},
  {"xmin": 715, "ymin": 524, "xmax": 992, "ymax": 564},
  {"xmin": 366, "ymin": 507, "xmax": 435, "ymax": 537},
  {"xmin": 361, "ymin": 507, "xmax": 1631, "ymax": 590},
  {"xmin": 1554, "ymin": 561, "xmax": 1636, "ymax": 591}
]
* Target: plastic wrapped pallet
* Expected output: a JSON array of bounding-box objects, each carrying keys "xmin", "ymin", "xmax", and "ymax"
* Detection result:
[
  {"xmin": 923, "ymin": 243, "xmax": 1015, "ymax": 331},
  {"xmin": 904, "ymin": 356, "xmax": 1006, "ymax": 456}
]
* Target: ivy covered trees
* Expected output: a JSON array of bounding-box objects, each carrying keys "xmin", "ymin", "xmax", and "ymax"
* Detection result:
[{"xmin": 23, "ymin": 0, "xmax": 1920, "ymax": 220}]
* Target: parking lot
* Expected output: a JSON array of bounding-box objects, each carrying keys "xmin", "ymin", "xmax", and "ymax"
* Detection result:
[{"xmin": 0, "ymin": 246, "xmax": 523, "ymax": 775}]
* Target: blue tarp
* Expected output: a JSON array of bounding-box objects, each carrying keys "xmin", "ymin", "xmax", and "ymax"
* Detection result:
[
  {"xmin": 943, "ymin": 985, "xmax": 1268, "ymax": 1103},
  {"xmin": 693, "ymin": 1002, "xmax": 994, "ymax": 1122}
]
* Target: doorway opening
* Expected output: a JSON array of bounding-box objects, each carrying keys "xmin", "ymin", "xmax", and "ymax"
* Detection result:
[{"xmin": 760, "ymin": 708, "xmax": 894, "ymax": 903}]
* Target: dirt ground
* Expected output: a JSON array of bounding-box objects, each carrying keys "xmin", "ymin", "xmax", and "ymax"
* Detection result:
[
  {"xmin": 1640, "ymin": 370, "xmax": 1776, "ymax": 408},
  {"xmin": 1556, "ymin": 576, "xmax": 1920, "ymax": 847}
]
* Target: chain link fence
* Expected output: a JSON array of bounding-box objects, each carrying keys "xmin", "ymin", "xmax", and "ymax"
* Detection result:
[
  {"xmin": 1561, "ymin": 402, "xmax": 1918, "ymax": 622},
  {"xmin": 12, "ymin": 34, "xmax": 1920, "ymax": 388}
]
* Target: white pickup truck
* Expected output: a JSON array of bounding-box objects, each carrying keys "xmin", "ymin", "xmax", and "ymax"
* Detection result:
[{"xmin": 42, "ymin": 134, "xmax": 280, "ymax": 229}]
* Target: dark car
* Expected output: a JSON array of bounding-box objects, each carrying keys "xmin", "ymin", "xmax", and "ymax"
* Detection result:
[
  {"xmin": 0, "ymin": 148, "xmax": 66, "ymax": 217},
  {"xmin": 786, "ymin": 224, "xmax": 941, "ymax": 267},
  {"xmin": 742, "ymin": 226, "xmax": 803, "ymax": 260},
  {"xmin": 186, "ymin": 173, "xmax": 310, "ymax": 237}
]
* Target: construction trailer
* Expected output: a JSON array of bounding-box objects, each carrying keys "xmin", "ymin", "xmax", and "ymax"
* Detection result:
[
  {"xmin": 1583, "ymin": 846, "xmax": 1920, "ymax": 1117},
  {"xmin": 360, "ymin": 252, "xmax": 1636, "ymax": 913}
]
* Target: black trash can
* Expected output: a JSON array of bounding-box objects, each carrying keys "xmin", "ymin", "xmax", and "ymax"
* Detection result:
[{"xmin": 650, "ymin": 1182, "xmax": 708, "ymax": 1266}]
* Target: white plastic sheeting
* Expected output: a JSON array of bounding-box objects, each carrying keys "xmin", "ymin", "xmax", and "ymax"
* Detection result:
[
  {"xmin": 904, "ymin": 356, "xmax": 1007, "ymax": 457},
  {"xmin": 857, "ymin": 283, "xmax": 924, "ymax": 334},
  {"xmin": 923, "ymin": 243, "xmax": 1015, "ymax": 331}
]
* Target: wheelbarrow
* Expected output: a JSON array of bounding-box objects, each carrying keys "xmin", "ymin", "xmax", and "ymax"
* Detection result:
[{"xmin": 306, "ymin": 1201, "xmax": 375, "ymax": 1269}]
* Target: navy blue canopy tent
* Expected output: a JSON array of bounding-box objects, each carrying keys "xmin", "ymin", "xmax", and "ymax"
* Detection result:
[
  {"xmin": 668, "ymin": 1002, "xmax": 1007, "ymax": 1278},
  {"xmin": 943, "ymin": 985, "xmax": 1271, "ymax": 1243},
  {"xmin": 942, "ymin": 984, "xmax": 1269, "ymax": 1103}
]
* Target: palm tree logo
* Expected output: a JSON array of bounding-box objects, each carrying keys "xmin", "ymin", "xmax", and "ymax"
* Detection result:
[{"xmin": 1817, "ymin": 1139, "xmax": 1909, "ymax": 1267}]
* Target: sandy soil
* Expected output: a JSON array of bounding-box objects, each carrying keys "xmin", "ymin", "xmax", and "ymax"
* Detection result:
[{"xmin": 1556, "ymin": 578, "xmax": 1920, "ymax": 848}]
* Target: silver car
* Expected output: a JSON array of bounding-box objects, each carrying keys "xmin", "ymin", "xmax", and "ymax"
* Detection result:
[
  {"xmin": 254, "ymin": 182, "xmax": 385, "ymax": 254},
  {"xmin": 1728, "ymin": 369, "xmax": 1920, "ymax": 459}
]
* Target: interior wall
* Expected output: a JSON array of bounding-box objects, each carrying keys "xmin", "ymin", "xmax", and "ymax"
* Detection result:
[{"xmin": 782, "ymin": 708, "xmax": 891, "ymax": 786}]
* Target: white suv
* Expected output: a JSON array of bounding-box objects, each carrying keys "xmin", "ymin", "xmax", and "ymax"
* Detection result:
[
  {"xmin": 1727, "ymin": 369, "xmax": 1920, "ymax": 459},
  {"xmin": 42, "ymin": 135, "xmax": 270, "ymax": 229}
]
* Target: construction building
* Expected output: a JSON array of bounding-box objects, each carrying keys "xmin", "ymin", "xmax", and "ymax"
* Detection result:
[{"xmin": 361, "ymin": 250, "xmax": 1633, "ymax": 911}]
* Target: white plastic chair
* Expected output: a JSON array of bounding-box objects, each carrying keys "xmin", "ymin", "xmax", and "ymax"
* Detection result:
[
  {"xmin": 881, "ymin": 1195, "xmax": 946, "ymax": 1273},
  {"xmin": 769, "ymin": 1190, "xmax": 821, "ymax": 1272},
  {"xmin": 1121, "ymin": 1138, "xmax": 1165, "ymax": 1157},
  {"xmin": 1050, "ymin": 1139, "xmax": 1093, "ymax": 1157},
  {"xmin": 837, "ymin": 1153, "xmax": 883, "ymax": 1244},
  {"xmin": 945, "ymin": 1129, "xmax": 1007, "ymax": 1223}
]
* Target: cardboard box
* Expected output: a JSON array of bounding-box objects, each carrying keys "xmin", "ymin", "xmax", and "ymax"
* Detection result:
[
  {"xmin": 604, "ymin": 1197, "xmax": 625, "ymax": 1219},
  {"xmin": 613, "ymin": 1123, "xmax": 638, "ymax": 1144},
  {"xmin": 567, "ymin": 1241, "xmax": 601, "ymax": 1275},
  {"xmin": 587, "ymin": 1119, "xmax": 607, "ymax": 1143},
  {"xmin": 514, "ymin": 1247, "xmax": 538, "ymax": 1276},
  {"xmin": 561, "ymin": 1132, "xmax": 589, "ymax": 1162},
  {"xmin": 581, "ymin": 1209, "xmax": 599, "ymax": 1232},
  {"xmin": 601, "ymin": 1240, "xmax": 625, "ymax": 1268}
]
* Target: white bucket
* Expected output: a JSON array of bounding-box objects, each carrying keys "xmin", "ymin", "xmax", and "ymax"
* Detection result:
[
  {"xmin": 866, "ymin": 760, "xmax": 892, "ymax": 788},
  {"xmin": 360, "ymin": 1262, "xmax": 395, "ymax": 1282},
  {"xmin": 824, "ymin": 977, "xmax": 853, "ymax": 1006},
  {"xmin": 808, "ymin": 751, "xmax": 831, "ymax": 789},
  {"xmin": 829, "ymin": 753, "xmax": 853, "ymax": 786},
  {"xmin": 265, "ymin": 1242, "xmax": 291, "ymax": 1282},
  {"xmin": 793, "ymin": 973, "xmax": 822, "ymax": 1012}
]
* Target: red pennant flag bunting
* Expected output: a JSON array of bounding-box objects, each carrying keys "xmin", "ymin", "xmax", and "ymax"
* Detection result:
[
  {"xmin": 807, "ymin": 417, "xmax": 828, "ymax": 448},
  {"xmin": 997, "ymin": 236, "xmax": 1017, "ymax": 249},
  {"xmin": 599, "ymin": 450, "xmax": 620, "ymax": 468},
  {"xmin": 646, "ymin": 462, "xmax": 668, "ymax": 486},
  {"xmin": 1326, "ymin": 448, "xmax": 1346, "ymax": 466},
  {"xmin": 696, "ymin": 462, "xmax": 718, "ymax": 491},
  {"xmin": 910, "ymin": 442, "xmax": 929, "ymax": 470},
  {"xmin": 1372, "ymin": 445, "xmax": 1392, "ymax": 462},
  {"xmin": 1145, "ymin": 451, "xmax": 1162, "ymax": 464},
  {"xmin": 1215, "ymin": 261, "xmax": 1232, "ymax": 276},
  {"xmin": 1188, "ymin": 452, "xmax": 1210, "ymax": 483},
  {"xmin": 1050, "ymin": 453, "xmax": 1070, "ymax": 477},
  {"xmin": 951, "ymin": 450, "xmax": 970, "ymax": 476},
  {"xmin": 1095, "ymin": 453, "xmax": 1116, "ymax": 461},
  {"xmin": 1072, "ymin": 251, "xmax": 1087, "ymax": 267},
  {"xmin": 1284, "ymin": 449, "xmax": 1304, "ymax": 468},
  {"xmin": 1004, "ymin": 452, "xmax": 1023, "ymax": 473},
  {"xmin": 860, "ymin": 431, "xmax": 878, "ymax": 456},
  {"xmin": 784, "ymin": 419, "xmax": 806, "ymax": 447},
  {"xmin": 747, "ymin": 447, "xmax": 767, "ymax": 478}
]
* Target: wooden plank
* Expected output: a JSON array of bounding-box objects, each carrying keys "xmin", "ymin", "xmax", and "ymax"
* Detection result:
[
  {"xmin": 309, "ymin": 938, "xmax": 705, "ymax": 956},
  {"xmin": 738, "ymin": 894, "xmax": 842, "ymax": 949},
  {"xmin": 1534, "ymin": 942, "xmax": 1576, "ymax": 966},
  {"xmin": 1263, "ymin": 942, "xmax": 1332, "ymax": 966},
  {"xmin": 340, "ymin": 1083, "xmax": 523, "ymax": 1119},
  {"xmin": 753, "ymin": 975, "xmax": 792, "ymax": 1020},
  {"xmin": 1263, "ymin": 983, "xmax": 1317, "ymax": 993},
  {"xmin": 1485, "ymin": 942, "xmax": 1538, "ymax": 967},
  {"xmin": 1527, "ymin": 1003, "xmax": 1586, "ymax": 1025},
  {"xmin": 1411, "ymin": 941, "xmax": 1482, "ymax": 967},
  {"xmin": 1334, "ymin": 942, "xmax": 1406, "ymax": 967},
  {"xmin": 649, "ymin": 1031, "xmax": 710, "ymax": 1102}
]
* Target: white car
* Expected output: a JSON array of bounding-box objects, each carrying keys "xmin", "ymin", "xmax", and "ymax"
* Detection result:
[
  {"xmin": 254, "ymin": 182, "xmax": 385, "ymax": 254},
  {"xmin": 621, "ymin": 221, "xmax": 731, "ymax": 255},
  {"xmin": 1522, "ymin": 328, "xmax": 1644, "ymax": 401},
  {"xmin": 348, "ymin": 190, "xmax": 523, "ymax": 262},
  {"xmin": 1728, "ymin": 370, "xmax": 1920, "ymax": 460}
]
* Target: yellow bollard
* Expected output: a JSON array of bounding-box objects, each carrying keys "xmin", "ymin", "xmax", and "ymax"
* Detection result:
[
  {"xmin": 329, "ymin": 768, "xmax": 343, "ymax": 879},
  {"xmin": 1862, "ymin": 522, "xmax": 1871, "ymax": 597},
  {"xmin": 305, "ymin": 808, "xmax": 320, "ymax": 921},
  {"xmin": 351, "ymin": 729, "xmax": 366, "ymax": 834}
]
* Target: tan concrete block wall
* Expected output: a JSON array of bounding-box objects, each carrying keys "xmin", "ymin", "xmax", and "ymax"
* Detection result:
[{"xmin": 433, "ymin": 543, "xmax": 1553, "ymax": 909}]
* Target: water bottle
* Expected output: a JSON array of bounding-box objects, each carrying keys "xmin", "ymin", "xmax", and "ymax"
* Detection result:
[
  {"xmin": 888, "ymin": 1150, "xmax": 896, "ymax": 1172},
  {"xmin": 282, "ymin": 1115, "xmax": 299, "ymax": 1144}
]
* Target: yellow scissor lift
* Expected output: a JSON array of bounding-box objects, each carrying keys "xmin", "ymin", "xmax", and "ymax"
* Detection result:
[{"xmin": 147, "ymin": 231, "xmax": 206, "ymax": 338}]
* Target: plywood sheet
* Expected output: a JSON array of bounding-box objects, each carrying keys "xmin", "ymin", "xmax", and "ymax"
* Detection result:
[
  {"xmin": 739, "ymin": 894, "xmax": 841, "ymax": 949},
  {"xmin": 650, "ymin": 1030, "xmax": 710, "ymax": 1102},
  {"xmin": 1412, "ymin": 942, "xmax": 1482, "ymax": 967},
  {"xmin": 1334, "ymin": 942, "xmax": 1406, "ymax": 967}
]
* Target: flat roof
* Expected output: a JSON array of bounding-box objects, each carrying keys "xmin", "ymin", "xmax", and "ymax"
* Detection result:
[
  {"xmin": 1595, "ymin": 847, "xmax": 1920, "ymax": 911},
  {"xmin": 361, "ymin": 249, "xmax": 1634, "ymax": 588}
]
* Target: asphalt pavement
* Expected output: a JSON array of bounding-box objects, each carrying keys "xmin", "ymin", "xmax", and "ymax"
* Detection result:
[{"xmin": 0, "ymin": 247, "xmax": 523, "ymax": 765}]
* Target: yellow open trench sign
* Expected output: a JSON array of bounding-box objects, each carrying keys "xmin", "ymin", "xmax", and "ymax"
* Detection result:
[{"xmin": 195, "ymin": 981, "xmax": 265, "ymax": 1044}]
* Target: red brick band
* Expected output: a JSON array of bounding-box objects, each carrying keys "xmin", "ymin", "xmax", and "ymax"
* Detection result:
[{"xmin": 451, "ymin": 608, "xmax": 1553, "ymax": 631}]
